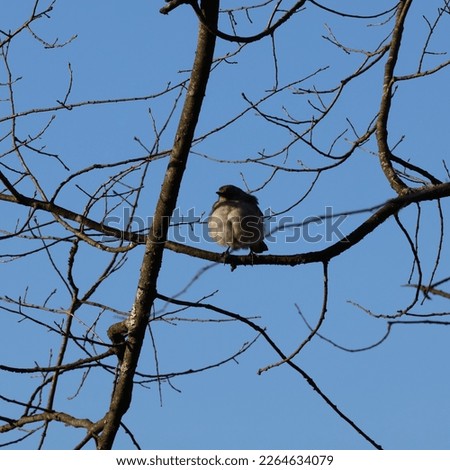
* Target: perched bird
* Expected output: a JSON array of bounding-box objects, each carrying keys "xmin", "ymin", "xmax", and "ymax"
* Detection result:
[{"xmin": 208, "ymin": 185, "xmax": 268, "ymax": 254}]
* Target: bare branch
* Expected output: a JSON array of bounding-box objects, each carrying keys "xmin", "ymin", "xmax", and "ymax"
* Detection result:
[{"xmin": 376, "ymin": 0, "xmax": 413, "ymax": 194}]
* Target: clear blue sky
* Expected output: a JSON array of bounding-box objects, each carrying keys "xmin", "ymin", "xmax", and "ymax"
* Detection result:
[{"xmin": 1, "ymin": 0, "xmax": 450, "ymax": 450}]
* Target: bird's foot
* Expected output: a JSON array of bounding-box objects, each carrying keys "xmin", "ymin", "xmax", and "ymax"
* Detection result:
[{"xmin": 220, "ymin": 247, "xmax": 231, "ymax": 264}]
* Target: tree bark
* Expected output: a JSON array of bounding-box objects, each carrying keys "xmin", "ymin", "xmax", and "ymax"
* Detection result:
[{"xmin": 97, "ymin": 0, "xmax": 220, "ymax": 449}]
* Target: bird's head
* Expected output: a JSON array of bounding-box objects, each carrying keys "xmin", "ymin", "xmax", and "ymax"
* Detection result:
[{"xmin": 216, "ymin": 185, "xmax": 258, "ymax": 204}]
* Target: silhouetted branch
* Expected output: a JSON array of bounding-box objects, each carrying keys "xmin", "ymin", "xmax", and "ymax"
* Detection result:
[{"xmin": 156, "ymin": 291, "xmax": 383, "ymax": 449}]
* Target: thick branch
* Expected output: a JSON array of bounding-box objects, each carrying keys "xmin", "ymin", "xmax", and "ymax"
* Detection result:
[
  {"xmin": 3, "ymin": 180, "xmax": 449, "ymax": 268},
  {"xmin": 96, "ymin": 0, "xmax": 220, "ymax": 449},
  {"xmin": 376, "ymin": 0, "xmax": 413, "ymax": 194},
  {"xmin": 165, "ymin": 183, "xmax": 450, "ymax": 266},
  {"xmin": 0, "ymin": 412, "xmax": 94, "ymax": 433}
]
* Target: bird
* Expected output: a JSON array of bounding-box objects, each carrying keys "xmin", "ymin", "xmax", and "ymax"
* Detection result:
[{"xmin": 208, "ymin": 185, "xmax": 268, "ymax": 254}]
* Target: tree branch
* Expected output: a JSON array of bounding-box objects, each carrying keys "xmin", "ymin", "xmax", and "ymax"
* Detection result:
[
  {"xmin": 163, "ymin": 0, "xmax": 308, "ymax": 44},
  {"xmin": 96, "ymin": 0, "xmax": 220, "ymax": 449},
  {"xmin": 376, "ymin": 0, "xmax": 413, "ymax": 194},
  {"xmin": 157, "ymin": 292, "xmax": 383, "ymax": 449}
]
